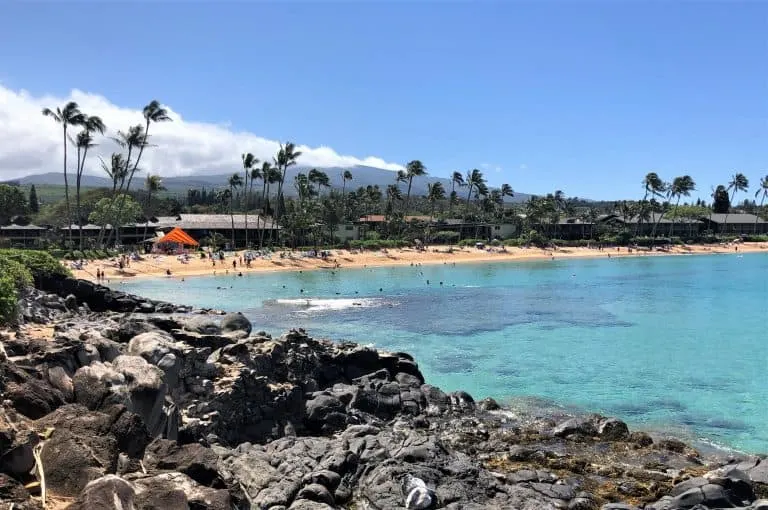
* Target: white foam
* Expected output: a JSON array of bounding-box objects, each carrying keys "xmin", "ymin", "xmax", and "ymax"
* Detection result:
[{"xmin": 273, "ymin": 298, "xmax": 384, "ymax": 312}]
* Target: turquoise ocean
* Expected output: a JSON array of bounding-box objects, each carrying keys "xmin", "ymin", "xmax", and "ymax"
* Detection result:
[{"xmin": 114, "ymin": 252, "xmax": 768, "ymax": 453}]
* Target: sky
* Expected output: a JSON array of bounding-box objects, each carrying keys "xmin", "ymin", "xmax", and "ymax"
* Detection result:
[{"xmin": 0, "ymin": 1, "xmax": 765, "ymax": 200}]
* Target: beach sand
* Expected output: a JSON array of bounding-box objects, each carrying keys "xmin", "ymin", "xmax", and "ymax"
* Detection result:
[{"xmin": 67, "ymin": 241, "xmax": 768, "ymax": 283}]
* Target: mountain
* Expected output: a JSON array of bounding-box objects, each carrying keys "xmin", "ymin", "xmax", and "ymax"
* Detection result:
[{"xmin": 10, "ymin": 166, "xmax": 532, "ymax": 202}]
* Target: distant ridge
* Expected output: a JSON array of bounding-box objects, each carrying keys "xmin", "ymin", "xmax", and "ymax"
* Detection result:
[{"xmin": 9, "ymin": 165, "xmax": 532, "ymax": 202}]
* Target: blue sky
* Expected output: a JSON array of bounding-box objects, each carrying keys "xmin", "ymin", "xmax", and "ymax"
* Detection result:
[{"xmin": 0, "ymin": 1, "xmax": 765, "ymax": 200}]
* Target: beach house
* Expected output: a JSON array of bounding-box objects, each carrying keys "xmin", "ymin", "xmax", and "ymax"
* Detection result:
[{"xmin": 0, "ymin": 223, "xmax": 48, "ymax": 248}]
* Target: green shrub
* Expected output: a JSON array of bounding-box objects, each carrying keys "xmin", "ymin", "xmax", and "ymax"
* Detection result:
[
  {"xmin": 742, "ymin": 234, "xmax": 768, "ymax": 242},
  {"xmin": 0, "ymin": 256, "xmax": 32, "ymax": 291},
  {"xmin": 458, "ymin": 238, "xmax": 486, "ymax": 247},
  {"xmin": 432, "ymin": 231, "xmax": 460, "ymax": 244},
  {"xmin": 0, "ymin": 274, "xmax": 18, "ymax": 326},
  {"xmin": 0, "ymin": 249, "xmax": 71, "ymax": 282}
]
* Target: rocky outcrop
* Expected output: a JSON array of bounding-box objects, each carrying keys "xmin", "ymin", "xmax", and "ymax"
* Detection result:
[{"xmin": 2, "ymin": 301, "xmax": 768, "ymax": 509}]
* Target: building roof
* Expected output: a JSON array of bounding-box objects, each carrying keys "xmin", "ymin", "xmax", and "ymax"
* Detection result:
[
  {"xmin": 701, "ymin": 213, "xmax": 766, "ymax": 224},
  {"xmin": 61, "ymin": 224, "xmax": 108, "ymax": 230},
  {"xmin": 132, "ymin": 214, "xmax": 280, "ymax": 230},
  {"xmin": 358, "ymin": 215, "xmax": 433, "ymax": 223},
  {"xmin": 0, "ymin": 224, "xmax": 47, "ymax": 230}
]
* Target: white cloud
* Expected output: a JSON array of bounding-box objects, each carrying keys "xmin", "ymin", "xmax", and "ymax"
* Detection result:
[{"xmin": 0, "ymin": 85, "xmax": 404, "ymax": 180}]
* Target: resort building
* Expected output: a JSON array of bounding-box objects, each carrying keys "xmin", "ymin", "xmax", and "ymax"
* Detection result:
[
  {"xmin": 0, "ymin": 223, "xmax": 48, "ymax": 248},
  {"xmin": 698, "ymin": 213, "xmax": 768, "ymax": 235},
  {"xmin": 333, "ymin": 223, "xmax": 362, "ymax": 242},
  {"xmin": 135, "ymin": 214, "xmax": 281, "ymax": 248}
]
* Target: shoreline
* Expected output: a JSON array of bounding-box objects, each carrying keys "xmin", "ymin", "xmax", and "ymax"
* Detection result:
[{"xmin": 68, "ymin": 241, "xmax": 768, "ymax": 283}]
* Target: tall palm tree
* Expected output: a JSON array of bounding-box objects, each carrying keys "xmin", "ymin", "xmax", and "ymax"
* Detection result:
[
  {"xmin": 274, "ymin": 142, "xmax": 302, "ymax": 224},
  {"xmin": 127, "ymin": 101, "xmax": 171, "ymax": 192},
  {"xmin": 241, "ymin": 152, "xmax": 259, "ymax": 248},
  {"xmin": 426, "ymin": 182, "xmax": 446, "ymax": 222},
  {"xmin": 257, "ymin": 162, "xmax": 277, "ymax": 248},
  {"xmin": 449, "ymin": 171, "xmax": 465, "ymax": 216},
  {"xmin": 725, "ymin": 173, "xmax": 749, "ymax": 234},
  {"xmin": 142, "ymin": 175, "xmax": 165, "ymax": 244},
  {"xmin": 641, "ymin": 172, "xmax": 666, "ymax": 237},
  {"xmin": 341, "ymin": 169, "xmax": 353, "ymax": 220},
  {"xmin": 403, "ymin": 160, "xmax": 427, "ymax": 217},
  {"xmin": 464, "ymin": 169, "xmax": 486, "ymax": 216},
  {"xmin": 72, "ymin": 115, "xmax": 106, "ymax": 248},
  {"xmin": 755, "ymin": 175, "xmax": 768, "ymax": 233},
  {"xmin": 668, "ymin": 175, "xmax": 696, "ymax": 237},
  {"xmin": 228, "ymin": 173, "xmax": 243, "ymax": 248},
  {"xmin": 42, "ymin": 101, "xmax": 87, "ymax": 244}
]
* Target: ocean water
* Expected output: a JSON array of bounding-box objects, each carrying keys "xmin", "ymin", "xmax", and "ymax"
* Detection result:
[{"xmin": 114, "ymin": 252, "xmax": 768, "ymax": 453}]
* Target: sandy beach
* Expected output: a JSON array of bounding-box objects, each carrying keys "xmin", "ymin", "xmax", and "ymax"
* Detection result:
[{"xmin": 67, "ymin": 242, "xmax": 768, "ymax": 283}]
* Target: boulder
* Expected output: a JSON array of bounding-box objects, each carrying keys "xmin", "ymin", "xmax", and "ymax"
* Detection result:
[
  {"xmin": 68, "ymin": 475, "xmax": 136, "ymax": 510},
  {"xmin": 142, "ymin": 438, "xmax": 222, "ymax": 487},
  {"xmin": 130, "ymin": 472, "xmax": 232, "ymax": 510},
  {"xmin": 220, "ymin": 312, "xmax": 252, "ymax": 336}
]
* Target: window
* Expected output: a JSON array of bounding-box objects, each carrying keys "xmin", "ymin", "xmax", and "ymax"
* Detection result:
[
  {"xmin": 345, "ymin": 226, "xmax": 353, "ymax": 231},
  {"xmin": 495, "ymin": 226, "xmax": 500, "ymax": 230}
]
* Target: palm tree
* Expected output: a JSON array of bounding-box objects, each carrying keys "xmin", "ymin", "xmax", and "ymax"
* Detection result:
[
  {"xmin": 426, "ymin": 182, "xmax": 446, "ymax": 222},
  {"xmin": 668, "ymin": 175, "xmax": 696, "ymax": 237},
  {"xmin": 128, "ymin": 101, "xmax": 171, "ymax": 191},
  {"xmin": 274, "ymin": 142, "xmax": 302, "ymax": 224},
  {"xmin": 42, "ymin": 101, "xmax": 87, "ymax": 244},
  {"xmin": 755, "ymin": 175, "xmax": 768, "ymax": 233},
  {"xmin": 641, "ymin": 172, "xmax": 666, "ymax": 237},
  {"xmin": 449, "ymin": 171, "xmax": 465, "ymax": 216},
  {"xmin": 464, "ymin": 169, "xmax": 486, "ymax": 216},
  {"xmin": 142, "ymin": 175, "xmax": 165, "ymax": 244},
  {"xmin": 257, "ymin": 162, "xmax": 276, "ymax": 248},
  {"xmin": 241, "ymin": 152, "xmax": 259, "ymax": 248},
  {"xmin": 228, "ymin": 173, "xmax": 243, "ymax": 248},
  {"xmin": 403, "ymin": 160, "xmax": 427, "ymax": 217},
  {"xmin": 72, "ymin": 115, "xmax": 106, "ymax": 248},
  {"xmin": 725, "ymin": 173, "xmax": 749, "ymax": 234},
  {"xmin": 341, "ymin": 169, "xmax": 353, "ymax": 220}
]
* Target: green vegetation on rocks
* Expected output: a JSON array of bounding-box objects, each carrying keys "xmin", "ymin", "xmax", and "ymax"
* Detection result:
[{"xmin": 0, "ymin": 249, "xmax": 70, "ymax": 325}]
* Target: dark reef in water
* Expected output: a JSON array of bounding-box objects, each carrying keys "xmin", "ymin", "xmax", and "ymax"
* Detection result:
[{"xmin": 1, "ymin": 279, "xmax": 768, "ymax": 509}]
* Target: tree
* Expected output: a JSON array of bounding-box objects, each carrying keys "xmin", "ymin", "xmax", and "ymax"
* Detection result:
[
  {"xmin": 28, "ymin": 185, "xmax": 39, "ymax": 214},
  {"xmin": 724, "ymin": 173, "xmax": 749, "ymax": 230},
  {"xmin": 241, "ymin": 152, "xmax": 259, "ymax": 248},
  {"xmin": 668, "ymin": 175, "xmax": 696, "ymax": 236},
  {"xmin": 274, "ymin": 142, "xmax": 302, "ymax": 225},
  {"xmin": 403, "ymin": 160, "xmax": 427, "ymax": 217},
  {"xmin": 341, "ymin": 169, "xmax": 353, "ymax": 219},
  {"xmin": 642, "ymin": 172, "xmax": 666, "ymax": 237},
  {"xmin": 142, "ymin": 175, "xmax": 165, "ymax": 243},
  {"xmin": 106, "ymin": 100, "xmax": 171, "ymax": 246},
  {"xmin": 89, "ymin": 194, "xmax": 142, "ymax": 229},
  {"xmin": 42, "ymin": 101, "xmax": 87, "ymax": 244},
  {"xmin": 202, "ymin": 232, "xmax": 226, "ymax": 251},
  {"xmin": 450, "ymin": 171, "xmax": 465, "ymax": 216},
  {"xmin": 73, "ymin": 115, "xmax": 106, "ymax": 248},
  {"xmin": 712, "ymin": 185, "xmax": 730, "ymax": 214},
  {"xmin": 755, "ymin": 175, "xmax": 768, "ymax": 232},
  {"xmin": 464, "ymin": 169, "xmax": 486, "ymax": 216},
  {"xmin": 0, "ymin": 185, "xmax": 28, "ymax": 225},
  {"xmin": 258, "ymin": 161, "xmax": 278, "ymax": 248},
  {"xmin": 228, "ymin": 173, "xmax": 243, "ymax": 248},
  {"xmin": 426, "ymin": 182, "xmax": 446, "ymax": 222}
]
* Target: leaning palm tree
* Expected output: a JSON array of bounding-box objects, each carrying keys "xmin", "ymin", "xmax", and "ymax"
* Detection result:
[
  {"xmin": 241, "ymin": 152, "xmax": 259, "ymax": 248},
  {"xmin": 449, "ymin": 171, "xmax": 465, "ymax": 216},
  {"xmin": 668, "ymin": 175, "xmax": 696, "ymax": 237},
  {"xmin": 403, "ymin": 160, "xmax": 427, "ymax": 217},
  {"xmin": 341, "ymin": 170, "xmax": 353, "ymax": 196},
  {"xmin": 464, "ymin": 169, "xmax": 486, "ymax": 216},
  {"xmin": 127, "ymin": 101, "xmax": 171, "ymax": 191},
  {"xmin": 228, "ymin": 173, "xmax": 243, "ymax": 249},
  {"xmin": 642, "ymin": 172, "xmax": 666, "ymax": 236},
  {"xmin": 754, "ymin": 175, "xmax": 768, "ymax": 234},
  {"xmin": 142, "ymin": 175, "xmax": 165, "ymax": 243},
  {"xmin": 42, "ymin": 101, "xmax": 87, "ymax": 244},
  {"xmin": 724, "ymin": 173, "xmax": 749, "ymax": 234}
]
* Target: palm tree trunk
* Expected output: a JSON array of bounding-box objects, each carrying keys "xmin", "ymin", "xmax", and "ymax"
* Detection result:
[
  {"xmin": 670, "ymin": 197, "xmax": 680, "ymax": 237},
  {"xmin": 449, "ymin": 182, "xmax": 455, "ymax": 216},
  {"xmin": 405, "ymin": 178, "xmax": 413, "ymax": 217},
  {"xmin": 259, "ymin": 180, "xmax": 268, "ymax": 249},
  {"xmin": 63, "ymin": 125, "xmax": 73, "ymax": 246},
  {"xmin": 230, "ymin": 187, "xmax": 236, "ymax": 249},
  {"xmin": 142, "ymin": 189, "xmax": 152, "ymax": 249},
  {"xmin": 465, "ymin": 185, "xmax": 473, "ymax": 216},
  {"xmin": 75, "ymin": 145, "xmax": 83, "ymax": 250},
  {"xmin": 244, "ymin": 174, "xmax": 249, "ymax": 249}
]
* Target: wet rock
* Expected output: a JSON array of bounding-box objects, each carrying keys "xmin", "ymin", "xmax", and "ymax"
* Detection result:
[
  {"xmin": 553, "ymin": 416, "xmax": 598, "ymax": 438},
  {"xmin": 478, "ymin": 397, "xmax": 501, "ymax": 411},
  {"xmin": 597, "ymin": 417, "xmax": 630, "ymax": 441}
]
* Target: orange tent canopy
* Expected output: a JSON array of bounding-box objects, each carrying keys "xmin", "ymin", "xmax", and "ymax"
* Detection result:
[{"xmin": 157, "ymin": 226, "xmax": 199, "ymax": 246}]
